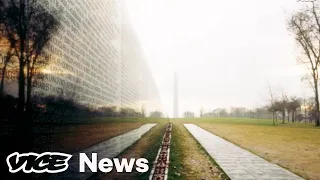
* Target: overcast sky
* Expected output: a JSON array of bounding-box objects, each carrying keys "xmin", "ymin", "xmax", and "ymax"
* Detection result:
[{"xmin": 125, "ymin": 0, "xmax": 313, "ymax": 117}]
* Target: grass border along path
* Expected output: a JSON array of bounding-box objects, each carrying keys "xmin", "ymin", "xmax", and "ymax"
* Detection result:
[
  {"xmin": 168, "ymin": 122, "xmax": 229, "ymax": 180},
  {"xmin": 196, "ymin": 121, "xmax": 320, "ymax": 180},
  {"xmin": 90, "ymin": 123, "xmax": 166, "ymax": 180}
]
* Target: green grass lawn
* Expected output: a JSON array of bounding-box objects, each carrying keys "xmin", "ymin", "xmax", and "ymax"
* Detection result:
[
  {"xmin": 171, "ymin": 117, "xmax": 318, "ymax": 126},
  {"xmin": 32, "ymin": 116, "xmax": 320, "ymax": 179},
  {"xmin": 170, "ymin": 117, "xmax": 320, "ymax": 180}
]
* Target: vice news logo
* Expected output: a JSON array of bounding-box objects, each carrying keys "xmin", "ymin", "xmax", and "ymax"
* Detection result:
[{"xmin": 6, "ymin": 152, "xmax": 149, "ymax": 173}]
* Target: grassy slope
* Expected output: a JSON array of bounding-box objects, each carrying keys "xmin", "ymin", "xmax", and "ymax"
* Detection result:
[
  {"xmin": 172, "ymin": 117, "xmax": 320, "ymax": 180},
  {"xmin": 35, "ymin": 117, "xmax": 170, "ymax": 153},
  {"xmin": 89, "ymin": 123, "xmax": 166, "ymax": 180},
  {"xmin": 64, "ymin": 117, "xmax": 168, "ymax": 124}
]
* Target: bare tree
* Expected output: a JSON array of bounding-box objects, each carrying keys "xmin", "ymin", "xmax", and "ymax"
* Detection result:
[
  {"xmin": 0, "ymin": 21, "xmax": 18, "ymax": 95},
  {"xmin": 288, "ymin": 0, "xmax": 320, "ymax": 126},
  {"xmin": 0, "ymin": 0, "xmax": 59, "ymax": 112},
  {"xmin": 287, "ymin": 96, "xmax": 302, "ymax": 122},
  {"xmin": 280, "ymin": 92, "xmax": 289, "ymax": 123},
  {"xmin": 267, "ymin": 82, "xmax": 276, "ymax": 125},
  {"xmin": 0, "ymin": 42, "xmax": 16, "ymax": 95},
  {"xmin": 200, "ymin": 107, "xmax": 204, "ymax": 117},
  {"xmin": 0, "ymin": 0, "xmax": 59, "ymax": 156},
  {"xmin": 141, "ymin": 105, "xmax": 146, "ymax": 117},
  {"xmin": 212, "ymin": 108, "xmax": 228, "ymax": 117},
  {"xmin": 306, "ymin": 97, "xmax": 316, "ymax": 122}
]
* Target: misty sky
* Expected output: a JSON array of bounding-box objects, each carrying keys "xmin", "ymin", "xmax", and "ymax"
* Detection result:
[{"xmin": 125, "ymin": 0, "xmax": 313, "ymax": 117}]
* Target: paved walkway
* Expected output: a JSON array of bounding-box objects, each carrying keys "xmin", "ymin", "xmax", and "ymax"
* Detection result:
[
  {"xmin": 52, "ymin": 123, "xmax": 157, "ymax": 180},
  {"xmin": 184, "ymin": 124, "xmax": 303, "ymax": 180}
]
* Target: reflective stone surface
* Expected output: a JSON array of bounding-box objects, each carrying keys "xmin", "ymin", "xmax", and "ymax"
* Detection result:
[{"xmin": 52, "ymin": 123, "xmax": 157, "ymax": 180}]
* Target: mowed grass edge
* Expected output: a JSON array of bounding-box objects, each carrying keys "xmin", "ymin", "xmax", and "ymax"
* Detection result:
[
  {"xmin": 168, "ymin": 122, "xmax": 229, "ymax": 180},
  {"xmin": 174, "ymin": 117, "xmax": 320, "ymax": 180}
]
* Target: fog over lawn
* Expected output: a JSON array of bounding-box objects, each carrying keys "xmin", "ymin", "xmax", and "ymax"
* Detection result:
[{"xmin": 126, "ymin": 0, "xmax": 311, "ymax": 117}]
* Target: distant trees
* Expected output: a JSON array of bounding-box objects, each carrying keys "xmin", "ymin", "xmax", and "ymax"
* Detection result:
[
  {"xmin": 252, "ymin": 107, "xmax": 269, "ymax": 119},
  {"xmin": 300, "ymin": 97, "xmax": 318, "ymax": 123},
  {"xmin": 141, "ymin": 105, "xmax": 146, "ymax": 117},
  {"xmin": 97, "ymin": 106, "xmax": 118, "ymax": 117},
  {"xmin": 287, "ymin": 97, "xmax": 301, "ymax": 122},
  {"xmin": 119, "ymin": 107, "xmax": 144, "ymax": 117},
  {"xmin": 198, "ymin": 93, "xmax": 305, "ymax": 125},
  {"xmin": 279, "ymin": 94, "xmax": 288, "ymax": 124},
  {"xmin": 267, "ymin": 82, "xmax": 276, "ymax": 125},
  {"xmin": 211, "ymin": 108, "xmax": 228, "ymax": 117},
  {"xmin": 267, "ymin": 94, "xmax": 302, "ymax": 124},
  {"xmin": 200, "ymin": 108, "xmax": 204, "ymax": 117},
  {"xmin": 203, "ymin": 107, "xmax": 267, "ymax": 118},
  {"xmin": 266, "ymin": 82, "xmax": 305, "ymax": 125},
  {"xmin": 149, "ymin": 111, "xmax": 163, "ymax": 118},
  {"xmin": 230, "ymin": 107, "xmax": 248, "ymax": 117},
  {"xmin": 183, "ymin": 111, "xmax": 195, "ymax": 118},
  {"xmin": 95, "ymin": 106, "xmax": 145, "ymax": 118},
  {"xmin": 288, "ymin": 0, "xmax": 320, "ymax": 126}
]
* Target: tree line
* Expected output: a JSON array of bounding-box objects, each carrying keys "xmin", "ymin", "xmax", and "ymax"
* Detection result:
[
  {"xmin": 287, "ymin": 0, "xmax": 320, "ymax": 126},
  {"xmin": 187, "ymin": 94, "xmax": 316, "ymax": 125},
  {"xmin": 194, "ymin": 1, "xmax": 320, "ymax": 127}
]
